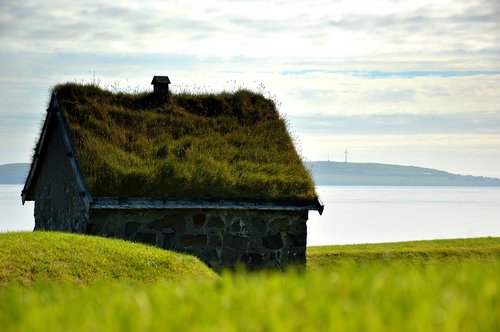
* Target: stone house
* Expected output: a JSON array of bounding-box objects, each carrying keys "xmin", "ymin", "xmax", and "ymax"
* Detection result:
[{"xmin": 22, "ymin": 77, "xmax": 323, "ymax": 270}]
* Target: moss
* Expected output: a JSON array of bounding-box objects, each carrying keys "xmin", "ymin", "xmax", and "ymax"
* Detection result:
[{"xmin": 52, "ymin": 83, "xmax": 317, "ymax": 200}]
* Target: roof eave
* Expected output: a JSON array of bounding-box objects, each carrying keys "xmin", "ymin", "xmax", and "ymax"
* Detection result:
[
  {"xmin": 90, "ymin": 197, "xmax": 324, "ymax": 214},
  {"xmin": 315, "ymin": 197, "xmax": 324, "ymax": 215},
  {"xmin": 151, "ymin": 76, "xmax": 171, "ymax": 84}
]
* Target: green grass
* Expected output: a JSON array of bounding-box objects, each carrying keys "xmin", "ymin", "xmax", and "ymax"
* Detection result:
[
  {"xmin": 52, "ymin": 83, "xmax": 316, "ymax": 200},
  {"xmin": 307, "ymin": 237, "xmax": 500, "ymax": 269},
  {"xmin": 1, "ymin": 233, "xmax": 499, "ymax": 331},
  {"xmin": 0, "ymin": 232, "xmax": 216, "ymax": 285},
  {"xmin": 2, "ymin": 259, "xmax": 498, "ymax": 331}
]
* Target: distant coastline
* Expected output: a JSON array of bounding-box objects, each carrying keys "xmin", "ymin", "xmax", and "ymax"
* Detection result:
[
  {"xmin": 2, "ymin": 161, "xmax": 500, "ymax": 187},
  {"xmin": 305, "ymin": 161, "xmax": 500, "ymax": 187},
  {"xmin": 0, "ymin": 163, "xmax": 30, "ymax": 185}
]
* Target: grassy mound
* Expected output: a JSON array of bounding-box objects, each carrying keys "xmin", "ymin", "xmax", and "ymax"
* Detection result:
[
  {"xmin": 0, "ymin": 232, "xmax": 216, "ymax": 286},
  {"xmin": 52, "ymin": 83, "xmax": 316, "ymax": 200},
  {"xmin": 307, "ymin": 237, "xmax": 500, "ymax": 269}
]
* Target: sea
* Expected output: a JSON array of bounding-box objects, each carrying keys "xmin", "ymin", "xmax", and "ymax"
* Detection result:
[{"xmin": 1, "ymin": 184, "xmax": 499, "ymax": 246}]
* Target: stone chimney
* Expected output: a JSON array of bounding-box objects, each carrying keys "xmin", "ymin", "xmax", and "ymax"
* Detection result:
[{"xmin": 151, "ymin": 76, "xmax": 171, "ymax": 96}]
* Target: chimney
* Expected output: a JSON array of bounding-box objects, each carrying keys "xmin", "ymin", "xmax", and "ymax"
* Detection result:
[{"xmin": 151, "ymin": 76, "xmax": 171, "ymax": 96}]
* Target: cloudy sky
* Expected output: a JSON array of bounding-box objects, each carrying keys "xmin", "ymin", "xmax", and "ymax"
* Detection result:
[{"xmin": 1, "ymin": 0, "xmax": 500, "ymax": 177}]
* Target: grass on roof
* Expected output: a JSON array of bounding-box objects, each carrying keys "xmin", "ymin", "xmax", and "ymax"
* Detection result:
[{"xmin": 52, "ymin": 83, "xmax": 316, "ymax": 200}]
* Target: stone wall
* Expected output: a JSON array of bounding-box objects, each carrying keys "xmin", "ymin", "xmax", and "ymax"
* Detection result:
[
  {"xmin": 34, "ymin": 120, "xmax": 89, "ymax": 232},
  {"xmin": 87, "ymin": 208, "xmax": 308, "ymax": 270}
]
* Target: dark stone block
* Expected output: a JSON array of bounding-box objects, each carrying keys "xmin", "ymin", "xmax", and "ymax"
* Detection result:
[
  {"xmin": 265, "ymin": 251, "xmax": 278, "ymax": 262},
  {"xmin": 269, "ymin": 218, "xmax": 289, "ymax": 232},
  {"xmin": 246, "ymin": 240, "xmax": 261, "ymax": 252},
  {"xmin": 240, "ymin": 252, "xmax": 263, "ymax": 266},
  {"xmin": 263, "ymin": 233, "xmax": 283, "ymax": 250},
  {"xmin": 193, "ymin": 214, "xmax": 206, "ymax": 228},
  {"xmin": 86, "ymin": 223, "xmax": 101, "ymax": 235},
  {"xmin": 208, "ymin": 235, "xmax": 222, "ymax": 247},
  {"xmin": 125, "ymin": 222, "xmax": 141, "ymax": 236},
  {"xmin": 196, "ymin": 249, "xmax": 220, "ymax": 265},
  {"xmin": 163, "ymin": 232, "xmax": 176, "ymax": 249},
  {"xmin": 135, "ymin": 232, "xmax": 157, "ymax": 246},
  {"xmin": 223, "ymin": 234, "xmax": 248, "ymax": 250},
  {"xmin": 180, "ymin": 234, "xmax": 207, "ymax": 246},
  {"xmin": 249, "ymin": 217, "xmax": 267, "ymax": 234},
  {"xmin": 282, "ymin": 248, "xmax": 306, "ymax": 265},
  {"xmin": 284, "ymin": 233, "xmax": 307, "ymax": 247},
  {"xmin": 220, "ymin": 247, "xmax": 240, "ymax": 263},
  {"xmin": 205, "ymin": 249, "xmax": 220, "ymax": 261},
  {"xmin": 294, "ymin": 221, "xmax": 307, "ymax": 233},
  {"xmin": 148, "ymin": 218, "xmax": 166, "ymax": 230},
  {"xmin": 149, "ymin": 215, "xmax": 185, "ymax": 231},
  {"xmin": 207, "ymin": 216, "xmax": 224, "ymax": 228},
  {"xmin": 231, "ymin": 220, "xmax": 241, "ymax": 232}
]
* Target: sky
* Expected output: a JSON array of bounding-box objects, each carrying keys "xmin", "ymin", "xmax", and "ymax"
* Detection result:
[{"xmin": 1, "ymin": 0, "xmax": 500, "ymax": 177}]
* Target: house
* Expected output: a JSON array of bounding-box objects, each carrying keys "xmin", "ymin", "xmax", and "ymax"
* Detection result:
[
  {"xmin": 22, "ymin": 77, "xmax": 323, "ymax": 270},
  {"xmin": 151, "ymin": 75, "xmax": 171, "ymax": 95}
]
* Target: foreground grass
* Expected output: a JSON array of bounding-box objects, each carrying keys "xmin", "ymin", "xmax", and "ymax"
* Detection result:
[
  {"xmin": 1, "ymin": 234, "xmax": 498, "ymax": 331},
  {"xmin": 1, "ymin": 258, "xmax": 498, "ymax": 331},
  {"xmin": 0, "ymin": 232, "xmax": 216, "ymax": 285}
]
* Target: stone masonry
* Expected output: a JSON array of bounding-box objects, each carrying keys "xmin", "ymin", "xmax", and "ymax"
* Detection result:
[{"xmin": 87, "ymin": 208, "xmax": 308, "ymax": 270}]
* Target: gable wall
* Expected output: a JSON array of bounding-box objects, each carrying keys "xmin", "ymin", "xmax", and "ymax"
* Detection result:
[
  {"xmin": 33, "ymin": 119, "xmax": 89, "ymax": 232},
  {"xmin": 87, "ymin": 208, "xmax": 308, "ymax": 270}
]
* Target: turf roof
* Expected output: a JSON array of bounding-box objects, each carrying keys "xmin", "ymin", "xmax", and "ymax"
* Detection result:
[{"xmin": 53, "ymin": 83, "xmax": 317, "ymax": 201}]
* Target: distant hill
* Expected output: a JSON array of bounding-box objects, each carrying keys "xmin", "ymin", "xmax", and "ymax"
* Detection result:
[
  {"xmin": 305, "ymin": 161, "xmax": 500, "ymax": 187},
  {"xmin": 2, "ymin": 161, "xmax": 500, "ymax": 187},
  {"xmin": 0, "ymin": 163, "xmax": 30, "ymax": 184}
]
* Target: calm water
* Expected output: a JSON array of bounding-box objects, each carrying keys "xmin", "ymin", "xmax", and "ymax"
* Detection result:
[
  {"xmin": 0, "ymin": 185, "xmax": 34, "ymax": 232},
  {"xmin": 1, "ymin": 184, "xmax": 499, "ymax": 246},
  {"xmin": 309, "ymin": 186, "xmax": 500, "ymax": 245}
]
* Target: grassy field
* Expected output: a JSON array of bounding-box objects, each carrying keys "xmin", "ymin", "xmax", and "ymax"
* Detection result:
[
  {"xmin": 307, "ymin": 237, "xmax": 500, "ymax": 268},
  {"xmin": 1, "ymin": 233, "xmax": 499, "ymax": 331}
]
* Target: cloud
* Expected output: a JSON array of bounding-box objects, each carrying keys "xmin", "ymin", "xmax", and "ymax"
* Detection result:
[
  {"xmin": 281, "ymin": 70, "xmax": 500, "ymax": 78},
  {"xmin": 361, "ymin": 88, "xmax": 417, "ymax": 103},
  {"xmin": 270, "ymin": 72, "xmax": 500, "ymax": 117},
  {"xmin": 1, "ymin": 0, "xmax": 499, "ymax": 176},
  {"xmin": 300, "ymin": 133, "xmax": 500, "ymax": 150},
  {"xmin": 326, "ymin": 1, "xmax": 500, "ymax": 44},
  {"xmin": 1, "ymin": 0, "xmax": 499, "ymax": 63},
  {"xmin": 290, "ymin": 112, "xmax": 500, "ymax": 135}
]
